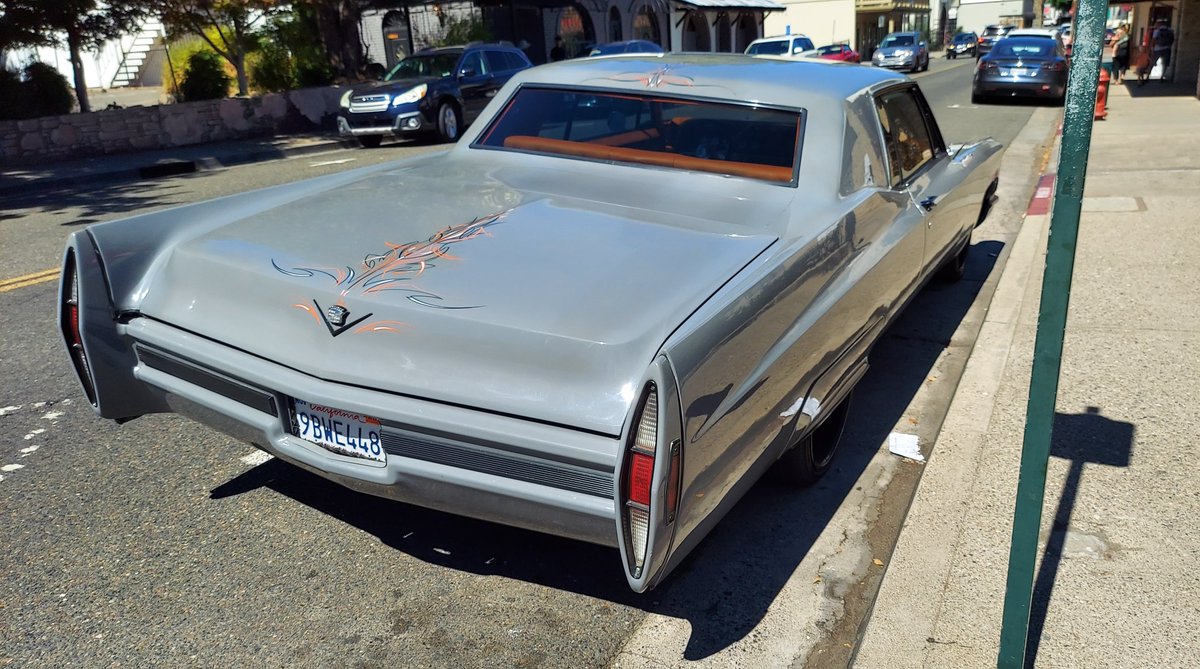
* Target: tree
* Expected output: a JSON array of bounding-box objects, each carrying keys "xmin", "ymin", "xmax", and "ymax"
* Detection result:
[
  {"xmin": 304, "ymin": 0, "xmax": 365, "ymax": 81},
  {"xmin": 0, "ymin": 0, "xmax": 151, "ymax": 113},
  {"xmin": 158, "ymin": 0, "xmax": 280, "ymax": 96}
]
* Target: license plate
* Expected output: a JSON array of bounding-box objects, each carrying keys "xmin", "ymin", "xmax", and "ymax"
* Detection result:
[
  {"xmin": 1007, "ymin": 68, "xmax": 1027, "ymax": 76},
  {"xmin": 292, "ymin": 399, "xmax": 385, "ymax": 463}
]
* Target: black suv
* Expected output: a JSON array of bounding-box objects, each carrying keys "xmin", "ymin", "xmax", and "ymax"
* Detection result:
[
  {"xmin": 976, "ymin": 25, "xmax": 1013, "ymax": 59},
  {"xmin": 337, "ymin": 43, "xmax": 533, "ymax": 146}
]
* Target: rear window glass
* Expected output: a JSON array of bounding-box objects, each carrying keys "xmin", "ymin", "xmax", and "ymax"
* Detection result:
[
  {"xmin": 746, "ymin": 39, "xmax": 789, "ymax": 55},
  {"xmin": 992, "ymin": 40, "xmax": 1055, "ymax": 57},
  {"xmin": 475, "ymin": 87, "xmax": 802, "ymax": 183}
]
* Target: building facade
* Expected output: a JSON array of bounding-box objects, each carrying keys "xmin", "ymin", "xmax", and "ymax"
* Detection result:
[
  {"xmin": 764, "ymin": 0, "xmax": 858, "ymax": 47},
  {"xmin": 855, "ymin": 0, "xmax": 931, "ymax": 58},
  {"xmin": 362, "ymin": 0, "xmax": 781, "ymax": 68}
]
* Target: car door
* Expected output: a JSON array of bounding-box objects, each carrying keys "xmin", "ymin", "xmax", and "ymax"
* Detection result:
[
  {"xmin": 456, "ymin": 51, "xmax": 492, "ymax": 123},
  {"xmin": 874, "ymin": 85, "xmax": 963, "ymax": 277}
]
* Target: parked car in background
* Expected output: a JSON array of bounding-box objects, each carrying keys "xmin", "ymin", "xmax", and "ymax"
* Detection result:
[
  {"xmin": 815, "ymin": 43, "xmax": 860, "ymax": 62},
  {"xmin": 976, "ymin": 24, "xmax": 1014, "ymax": 59},
  {"xmin": 745, "ymin": 34, "xmax": 816, "ymax": 57},
  {"xmin": 337, "ymin": 42, "xmax": 532, "ymax": 146},
  {"xmin": 872, "ymin": 32, "xmax": 929, "ymax": 72},
  {"xmin": 973, "ymin": 36, "xmax": 1068, "ymax": 104},
  {"xmin": 586, "ymin": 40, "xmax": 664, "ymax": 56},
  {"xmin": 61, "ymin": 54, "xmax": 1002, "ymax": 593},
  {"xmin": 947, "ymin": 32, "xmax": 978, "ymax": 58}
]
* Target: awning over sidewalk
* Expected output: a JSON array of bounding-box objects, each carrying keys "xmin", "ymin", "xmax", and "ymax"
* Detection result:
[{"xmin": 673, "ymin": 0, "xmax": 784, "ymax": 10}]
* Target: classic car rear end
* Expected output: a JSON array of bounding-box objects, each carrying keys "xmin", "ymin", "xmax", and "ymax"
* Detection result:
[{"xmin": 61, "ymin": 55, "xmax": 1001, "ymax": 592}]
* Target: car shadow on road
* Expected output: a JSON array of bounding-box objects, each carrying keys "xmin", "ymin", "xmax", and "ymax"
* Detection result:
[
  {"xmin": 211, "ymin": 238, "xmax": 1005, "ymax": 660},
  {"xmin": 0, "ymin": 175, "xmax": 192, "ymax": 227}
]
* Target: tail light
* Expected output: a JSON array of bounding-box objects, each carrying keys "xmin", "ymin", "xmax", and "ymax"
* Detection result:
[
  {"xmin": 61, "ymin": 250, "xmax": 97, "ymax": 405},
  {"xmin": 620, "ymin": 382, "xmax": 686, "ymax": 581},
  {"xmin": 621, "ymin": 387, "xmax": 658, "ymax": 578},
  {"xmin": 979, "ymin": 60, "xmax": 998, "ymax": 71}
]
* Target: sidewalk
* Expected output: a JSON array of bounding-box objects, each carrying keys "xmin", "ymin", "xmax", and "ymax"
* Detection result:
[
  {"xmin": 0, "ymin": 133, "xmax": 356, "ymax": 196},
  {"xmin": 854, "ymin": 83, "xmax": 1200, "ymax": 667}
]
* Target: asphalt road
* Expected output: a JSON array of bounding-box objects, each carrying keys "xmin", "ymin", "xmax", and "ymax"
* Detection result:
[{"xmin": 0, "ymin": 59, "xmax": 1053, "ymax": 668}]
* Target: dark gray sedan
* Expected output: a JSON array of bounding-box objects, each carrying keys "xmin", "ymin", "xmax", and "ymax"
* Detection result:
[{"xmin": 972, "ymin": 37, "xmax": 1068, "ymax": 104}]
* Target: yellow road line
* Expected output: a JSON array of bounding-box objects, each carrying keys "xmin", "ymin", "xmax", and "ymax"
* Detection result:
[{"xmin": 0, "ymin": 268, "xmax": 60, "ymax": 293}]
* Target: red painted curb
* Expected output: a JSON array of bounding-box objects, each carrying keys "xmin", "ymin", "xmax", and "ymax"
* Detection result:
[{"xmin": 1027, "ymin": 173, "xmax": 1056, "ymax": 216}]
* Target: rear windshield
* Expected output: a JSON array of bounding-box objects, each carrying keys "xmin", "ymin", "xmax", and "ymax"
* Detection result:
[
  {"xmin": 746, "ymin": 39, "xmax": 789, "ymax": 55},
  {"xmin": 881, "ymin": 35, "xmax": 915, "ymax": 47},
  {"xmin": 992, "ymin": 40, "xmax": 1056, "ymax": 58},
  {"xmin": 475, "ymin": 87, "xmax": 802, "ymax": 183},
  {"xmin": 983, "ymin": 26, "xmax": 1009, "ymax": 36},
  {"xmin": 818, "ymin": 45, "xmax": 843, "ymax": 55}
]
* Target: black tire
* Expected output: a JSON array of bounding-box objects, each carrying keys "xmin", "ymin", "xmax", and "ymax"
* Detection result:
[
  {"xmin": 774, "ymin": 392, "xmax": 853, "ymax": 485},
  {"xmin": 436, "ymin": 101, "xmax": 462, "ymax": 143},
  {"xmin": 358, "ymin": 136, "xmax": 383, "ymax": 148},
  {"xmin": 937, "ymin": 241, "xmax": 969, "ymax": 283},
  {"xmin": 971, "ymin": 91, "xmax": 985, "ymax": 105},
  {"xmin": 949, "ymin": 52, "xmax": 956, "ymax": 60}
]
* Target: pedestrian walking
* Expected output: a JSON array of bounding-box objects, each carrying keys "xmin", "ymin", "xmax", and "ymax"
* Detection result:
[
  {"xmin": 1111, "ymin": 25, "xmax": 1130, "ymax": 84},
  {"xmin": 1151, "ymin": 19, "xmax": 1175, "ymax": 81},
  {"xmin": 550, "ymin": 36, "xmax": 566, "ymax": 62}
]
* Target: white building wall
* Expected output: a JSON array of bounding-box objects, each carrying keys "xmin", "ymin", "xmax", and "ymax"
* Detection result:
[
  {"xmin": 764, "ymin": 0, "xmax": 856, "ymax": 45},
  {"xmin": 955, "ymin": 0, "xmax": 1028, "ymax": 32},
  {"xmin": 361, "ymin": 11, "xmax": 388, "ymax": 66}
]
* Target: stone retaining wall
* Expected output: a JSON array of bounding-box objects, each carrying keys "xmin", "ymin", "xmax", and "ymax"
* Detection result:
[{"xmin": 0, "ymin": 86, "xmax": 348, "ymax": 167}]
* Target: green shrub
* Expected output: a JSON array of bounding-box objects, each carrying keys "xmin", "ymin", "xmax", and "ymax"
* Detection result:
[
  {"xmin": 249, "ymin": 9, "xmax": 333, "ymax": 92},
  {"xmin": 0, "ymin": 68, "xmax": 24, "ymax": 120},
  {"xmin": 0, "ymin": 63, "xmax": 74, "ymax": 120},
  {"xmin": 250, "ymin": 43, "xmax": 295, "ymax": 92},
  {"xmin": 178, "ymin": 50, "xmax": 232, "ymax": 101},
  {"xmin": 434, "ymin": 16, "xmax": 491, "ymax": 47},
  {"xmin": 24, "ymin": 62, "xmax": 75, "ymax": 116},
  {"xmin": 163, "ymin": 30, "xmax": 240, "ymax": 100}
]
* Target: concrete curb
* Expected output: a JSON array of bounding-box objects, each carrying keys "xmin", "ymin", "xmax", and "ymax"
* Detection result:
[{"xmin": 851, "ymin": 113, "xmax": 1064, "ymax": 667}]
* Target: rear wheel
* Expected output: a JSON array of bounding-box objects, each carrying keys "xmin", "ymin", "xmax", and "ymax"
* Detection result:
[
  {"xmin": 358, "ymin": 136, "xmax": 382, "ymax": 148},
  {"xmin": 437, "ymin": 101, "xmax": 461, "ymax": 143},
  {"xmin": 774, "ymin": 392, "xmax": 853, "ymax": 485}
]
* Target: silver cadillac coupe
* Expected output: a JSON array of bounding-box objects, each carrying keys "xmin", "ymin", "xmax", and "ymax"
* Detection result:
[{"xmin": 59, "ymin": 55, "xmax": 1001, "ymax": 592}]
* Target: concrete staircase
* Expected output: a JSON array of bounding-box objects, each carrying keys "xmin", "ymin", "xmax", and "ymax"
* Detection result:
[{"xmin": 110, "ymin": 19, "xmax": 166, "ymax": 88}]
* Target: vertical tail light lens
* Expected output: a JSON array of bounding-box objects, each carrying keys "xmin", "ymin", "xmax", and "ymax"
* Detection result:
[
  {"xmin": 62, "ymin": 250, "xmax": 97, "ymax": 405},
  {"xmin": 622, "ymin": 386, "xmax": 657, "ymax": 578},
  {"xmin": 620, "ymin": 379, "xmax": 684, "ymax": 585}
]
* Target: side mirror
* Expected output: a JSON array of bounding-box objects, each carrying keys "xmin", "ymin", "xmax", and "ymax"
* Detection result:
[
  {"xmin": 920, "ymin": 42, "xmax": 927, "ymax": 48},
  {"xmin": 460, "ymin": 67, "xmax": 477, "ymax": 78}
]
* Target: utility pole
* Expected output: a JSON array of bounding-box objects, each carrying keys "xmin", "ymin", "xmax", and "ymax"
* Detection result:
[{"xmin": 996, "ymin": 0, "xmax": 1107, "ymax": 666}]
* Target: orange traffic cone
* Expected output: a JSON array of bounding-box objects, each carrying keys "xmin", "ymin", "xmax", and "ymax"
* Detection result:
[{"xmin": 1095, "ymin": 67, "xmax": 1110, "ymax": 120}]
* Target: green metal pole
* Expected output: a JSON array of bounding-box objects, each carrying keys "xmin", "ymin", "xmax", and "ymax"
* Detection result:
[{"xmin": 996, "ymin": 1, "xmax": 1108, "ymax": 666}]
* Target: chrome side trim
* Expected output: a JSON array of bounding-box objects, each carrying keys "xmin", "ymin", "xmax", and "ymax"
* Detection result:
[{"xmin": 381, "ymin": 428, "xmax": 614, "ymax": 499}]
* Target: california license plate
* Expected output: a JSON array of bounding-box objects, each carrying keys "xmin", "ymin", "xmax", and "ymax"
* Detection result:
[
  {"xmin": 292, "ymin": 399, "xmax": 385, "ymax": 463},
  {"xmin": 1008, "ymin": 68, "xmax": 1027, "ymax": 76}
]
